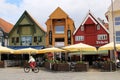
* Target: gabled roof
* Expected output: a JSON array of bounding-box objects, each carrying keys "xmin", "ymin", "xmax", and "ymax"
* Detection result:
[
  {"xmin": 74, "ymin": 11, "xmax": 109, "ymax": 35},
  {"xmin": 0, "ymin": 18, "xmax": 13, "ymax": 33},
  {"xmin": 10, "ymin": 10, "xmax": 46, "ymax": 34},
  {"xmin": 49, "ymin": 7, "xmax": 68, "ymax": 19}
]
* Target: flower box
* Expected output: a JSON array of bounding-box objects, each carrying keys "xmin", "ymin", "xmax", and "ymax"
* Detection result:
[
  {"xmin": 74, "ymin": 62, "xmax": 89, "ymax": 72},
  {"xmin": 44, "ymin": 62, "xmax": 54, "ymax": 70},
  {"xmin": 57, "ymin": 63, "xmax": 70, "ymax": 71},
  {"xmin": 102, "ymin": 62, "xmax": 116, "ymax": 71}
]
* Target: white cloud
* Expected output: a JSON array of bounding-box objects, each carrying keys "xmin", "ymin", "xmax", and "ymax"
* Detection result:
[{"xmin": 0, "ymin": 0, "xmax": 111, "ymax": 29}]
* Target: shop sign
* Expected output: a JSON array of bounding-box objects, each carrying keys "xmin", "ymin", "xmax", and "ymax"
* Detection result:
[{"xmin": 96, "ymin": 41, "xmax": 108, "ymax": 44}]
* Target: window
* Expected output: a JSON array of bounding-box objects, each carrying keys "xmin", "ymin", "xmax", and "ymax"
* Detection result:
[
  {"xmin": 38, "ymin": 36, "xmax": 42, "ymax": 42},
  {"xmin": 55, "ymin": 26, "xmax": 64, "ymax": 34},
  {"xmin": 97, "ymin": 34, "xmax": 107, "ymax": 40},
  {"xmin": 75, "ymin": 36, "xmax": 84, "ymax": 41},
  {"xmin": 97, "ymin": 24, "xmax": 100, "ymax": 30},
  {"xmin": 16, "ymin": 37, "xmax": 19, "ymax": 43},
  {"xmin": 34, "ymin": 36, "xmax": 37, "ymax": 42},
  {"xmin": 115, "ymin": 16, "xmax": 120, "ymax": 26},
  {"xmin": 81, "ymin": 25, "xmax": 84, "ymax": 31},
  {"xmin": 116, "ymin": 31, "xmax": 120, "ymax": 43},
  {"xmin": 12, "ymin": 37, "xmax": 15, "ymax": 43},
  {"xmin": 21, "ymin": 36, "xmax": 32, "ymax": 46}
]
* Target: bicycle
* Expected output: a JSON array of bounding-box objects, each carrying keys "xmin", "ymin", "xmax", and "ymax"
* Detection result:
[{"xmin": 24, "ymin": 64, "xmax": 39, "ymax": 73}]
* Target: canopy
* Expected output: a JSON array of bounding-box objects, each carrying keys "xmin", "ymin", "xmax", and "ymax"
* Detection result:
[
  {"xmin": 62, "ymin": 43, "xmax": 97, "ymax": 52},
  {"xmin": 38, "ymin": 47, "xmax": 65, "ymax": 53},
  {"xmin": 98, "ymin": 42, "xmax": 120, "ymax": 51},
  {"xmin": 0, "ymin": 46, "xmax": 14, "ymax": 53},
  {"xmin": 15, "ymin": 48, "xmax": 38, "ymax": 54}
]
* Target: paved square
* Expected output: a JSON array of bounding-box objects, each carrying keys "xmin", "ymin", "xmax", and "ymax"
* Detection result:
[{"xmin": 0, "ymin": 67, "xmax": 120, "ymax": 80}]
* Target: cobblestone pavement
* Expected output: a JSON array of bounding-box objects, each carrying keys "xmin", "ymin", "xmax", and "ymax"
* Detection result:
[{"xmin": 0, "ymin": 67, "xmax": 120, "ymax": 80}]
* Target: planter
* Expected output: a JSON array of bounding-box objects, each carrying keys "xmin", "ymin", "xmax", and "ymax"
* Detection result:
[
  {"xmin": 0, "ymin": 61, "xmax": 5, "ymax": 68},
  {"xmin": 57, "ymin": 63, "xmax": 70, "ymax": 71},
  {"xmin": 75, "ymin": 62, "xmax": 89, "ymax": 72},
  {"xmin": 53, "ymin": 63, "xmax": 58, "ymax": 71},
  {"xmin": 44, "ymin": 62, "xmax": 53, "ymax": 70},
  {"xmin": 102, "ymin": 62, "xmax": 116, "ymax": 71}
]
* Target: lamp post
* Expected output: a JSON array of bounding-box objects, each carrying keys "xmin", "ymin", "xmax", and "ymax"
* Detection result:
[{"xmin": 111, "ymin": 0, "xmax": 117, "ymax": 71}]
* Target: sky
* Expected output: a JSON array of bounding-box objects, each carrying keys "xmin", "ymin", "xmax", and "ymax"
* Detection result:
[{"xmin": 0, "ymin": 0, "xmax": 111, "ymax": 30}]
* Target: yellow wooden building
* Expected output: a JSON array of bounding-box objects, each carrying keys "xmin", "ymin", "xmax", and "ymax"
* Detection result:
[{"xmin": 46, "ymin": 7, "xmax": 75, "ymax": 47}]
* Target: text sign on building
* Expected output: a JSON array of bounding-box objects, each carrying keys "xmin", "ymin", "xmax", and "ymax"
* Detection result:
[{"xmin": 96, "ymin": 41, "xmax": 108, "ymax": 44}]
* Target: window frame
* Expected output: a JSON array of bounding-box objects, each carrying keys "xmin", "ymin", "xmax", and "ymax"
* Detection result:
[{"xmin": 55, "ymin": 25, "xmax": 64, "ymax": 34}]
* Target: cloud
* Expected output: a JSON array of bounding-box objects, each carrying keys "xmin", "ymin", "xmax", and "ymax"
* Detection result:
[{"xmin": 0, "ymin": 0, "xmax": 111, "ymax": 29}]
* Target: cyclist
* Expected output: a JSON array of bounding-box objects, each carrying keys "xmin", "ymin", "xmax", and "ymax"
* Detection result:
[{"xmin": 28, "ymin": 56, "xmax": 36, "ymax": 70}]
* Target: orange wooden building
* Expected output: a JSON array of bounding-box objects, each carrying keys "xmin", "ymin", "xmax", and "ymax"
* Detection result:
[{"xmin": 46, "ymin": 7, "xmax": 75, "ymax": 47}]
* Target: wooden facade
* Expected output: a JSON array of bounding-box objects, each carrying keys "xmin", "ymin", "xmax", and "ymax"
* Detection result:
[
  {"xmin": 73, "ymin": 11, "xmax": 109, "ymax": 47},
  {"xmin": 46, "ymin": 7, "xmax": 75, "ymax": 47},
  {"xmin": 9, "ymin": 11, "xmax": 46, "ymax": 47}
]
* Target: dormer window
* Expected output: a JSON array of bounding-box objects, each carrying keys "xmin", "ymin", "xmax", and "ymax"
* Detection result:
[
  {"xmin": 81, "ymin": 25, "xmax": 84, "ymax": 31},
  {"xmin": 97, "ymin": 24, "xmax": 100, "ymax": 30}
]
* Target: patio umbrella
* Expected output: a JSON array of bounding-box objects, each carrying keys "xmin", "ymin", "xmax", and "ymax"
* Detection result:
[
  {"xmin": 38, "ymin": 47, "xmax": 65, "ymax": 53},
  {"xmin": 0, "ymin": 46, "xmax": 14, "ymax": 53},
  {"xmin": 62, "ymin": 43, "xmax": 97, "ymax": 61},
  {"xmin": 63, "ymin": 43, "xmax": 97, "ymax": 52},
  {"xmin": 98, "ymin": 42, "xmax": 120, "ymax": 51},
  {"xmin": 0, "ymin": 46, "xmax": 14, "ymax": 60},
  {"xmin": 38, "ymin": 47, "xmax": 66, "ymax": 59},
  {"xmin": 15, "ymin": 47, "xmax": 38, "ymax": 54}
]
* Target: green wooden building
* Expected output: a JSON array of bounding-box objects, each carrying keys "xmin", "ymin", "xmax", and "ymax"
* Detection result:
[{"xmin": 9, "ymin": 11, "xmax": 46, "ymax": 49}]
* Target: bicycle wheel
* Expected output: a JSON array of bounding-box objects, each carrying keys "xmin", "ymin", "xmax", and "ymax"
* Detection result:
[
  {"xmin": 33, "ymin": 67, "xmax": 39, "ymax": 73},
  {"xmin": 24, "ymin": 66, "xmax": 30, "ymax": 73}
]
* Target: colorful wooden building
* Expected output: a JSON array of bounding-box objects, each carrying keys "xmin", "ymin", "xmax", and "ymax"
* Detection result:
[
  {"xmin": 4, "ymin": 11, "xmax": 46, "ymax": 66},
  {"xmin": 73, "ymin": 11, "xmax": 109, "ymax": 47},
  {"xmin": 46, "ymin": 7, "xmax": 75, "ymax": 47},
  {"xmin": 0, "ymin": 18, "xmax": 13, "ymax": 46},
  {"xmin": 73, "ymin": 11, "xmax": 109, "ymax": 64},
  {"xmin": 9, "ymin": 11, "xmax": 46, "ymax": 49}
]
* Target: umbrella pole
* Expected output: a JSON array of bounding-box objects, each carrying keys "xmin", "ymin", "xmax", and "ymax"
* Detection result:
[
  {"xmin": 0, "ymin": 53, "xmax": 1, "ymax": 61},
  {"xmin": 80, "ymin": 50, "xmax": 82, "ymax": 61}
]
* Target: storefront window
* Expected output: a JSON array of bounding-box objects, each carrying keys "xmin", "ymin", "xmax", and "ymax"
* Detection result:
[
  {"xmin": 21, "ymin": 36, "xmax": 32, "ymax": 46},
  {"xmin": 55, "ymin": 26, "xmax": 64, "ymax": 34}
]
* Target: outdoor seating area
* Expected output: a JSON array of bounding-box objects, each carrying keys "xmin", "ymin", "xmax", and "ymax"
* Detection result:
[{"xmin": 0, "ymin": 42, "xmax": 120, "ymax": 72}]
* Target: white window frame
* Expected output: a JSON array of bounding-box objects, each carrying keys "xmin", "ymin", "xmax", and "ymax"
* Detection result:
[
  {"xmin": 97, "ymin": 34, "xmax": 107, "ymax": 40},
  {"xmin": 75, "ymin": 36, "xmax": 84, "ymax": 41},
  {"xmin": 97, "ymin": 24, "xmax": 100, "ymax": 30},
  {"xmin": 81, "ymin": 25, "xmax": 84, "ymax": 31}
]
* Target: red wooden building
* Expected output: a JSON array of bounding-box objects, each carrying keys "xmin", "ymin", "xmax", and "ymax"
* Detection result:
[
  {"xmin": 73, "ymin": 11, "xmax": 109, "ymax": 64},
  {"xmin": 73, "ymin": 11, "xmax": 109, "ymax": 47}
]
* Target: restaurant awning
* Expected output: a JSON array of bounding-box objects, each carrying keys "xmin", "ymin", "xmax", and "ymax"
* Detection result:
[{"xmin": 8, "ymin": 46, "xmax": 45, "ymax": 50}]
